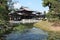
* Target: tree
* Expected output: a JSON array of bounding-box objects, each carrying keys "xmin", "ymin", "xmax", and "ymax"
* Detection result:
[
  {"xmin": 0, "ymin": 0, "xmax": 13, "ymax": 37},
  {"xmin": 42, "ymin": 0, "xmax": 60, "ymax": 20},
  {"xmin": 0, "ymin": 0, "xmax": 9, "ymax": 22},
  {"xmin": 42, "ymin": 0, "xmax": 60, "ymax": 13},
  {"xmin": 8, "ymin": 0, "xmax": 19, "ymax": 11}
]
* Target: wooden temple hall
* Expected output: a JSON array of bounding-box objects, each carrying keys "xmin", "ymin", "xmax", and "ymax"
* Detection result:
[{"xmin": 9, "ymin": 7, "xmax": 41, "ymax": 21}]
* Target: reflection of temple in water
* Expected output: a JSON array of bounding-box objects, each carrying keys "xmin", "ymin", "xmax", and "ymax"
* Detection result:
[{"xmin": 9, "ymin": 7, "xmax": 43, "ymax": 21}]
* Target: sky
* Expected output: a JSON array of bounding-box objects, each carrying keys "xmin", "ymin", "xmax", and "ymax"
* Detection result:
[{"xmin": 12, "ymin": 0, "xmax": 49, "ymax": 13}]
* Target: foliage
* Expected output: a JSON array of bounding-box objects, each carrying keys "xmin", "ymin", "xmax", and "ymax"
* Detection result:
[
  {"xmin": 13, "ymin": 23, "xmax": 33, "ymax": 32},
  {"xmin": 42, "ymin": 0, "xmax": 60, "ymax": 12},
  {"xmin": 47, "ymin": 32, "xmax": 60, "ymax": 40},
  {"xmin": 0, "ymin": 0, "xmax": 13, "ymax": 37},
  {"xmin": 0, "ymin": 0, "xmax": 9, "ymax": 22},
  {"xmin": 42, "ymin": 0, "xmax": 60, "ymax": 20}
]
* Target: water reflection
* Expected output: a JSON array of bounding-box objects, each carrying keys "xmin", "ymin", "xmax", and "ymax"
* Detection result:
[{"xmin": 6, "ymin": 27, "xmax": 48, "ymax": 40}]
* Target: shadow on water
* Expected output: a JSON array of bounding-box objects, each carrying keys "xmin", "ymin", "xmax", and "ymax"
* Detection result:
[{"xmin": 3, "ymin": 23, "xmax": 48, "ymax": 40}]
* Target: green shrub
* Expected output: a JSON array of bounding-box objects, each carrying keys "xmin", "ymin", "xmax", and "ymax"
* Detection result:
[{"xmin": 47, "ymin": 32, "xmax": 60, "ymax": 40}]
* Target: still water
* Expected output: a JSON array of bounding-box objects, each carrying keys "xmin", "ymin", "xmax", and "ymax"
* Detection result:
[{"xmin": 5, "ymin": 27, "xmax": 48, "ymax": 40}]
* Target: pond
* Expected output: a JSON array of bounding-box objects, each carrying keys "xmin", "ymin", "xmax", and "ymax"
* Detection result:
[{"xmin": 5, "ymin": 24, "xmax": 48, "ymax": 40}]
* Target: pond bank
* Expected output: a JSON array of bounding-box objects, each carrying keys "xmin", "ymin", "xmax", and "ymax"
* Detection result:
[
  {"xmin": 1, "ymin": 23, "xmax": 48, "ymax": 40},
  {"xmin": 34, "ymin": 20, "xmax": 60, "ymax": 32},
  {"xmin": 34, "ymin": 20, "xmax": 60, "ymax": 40}
]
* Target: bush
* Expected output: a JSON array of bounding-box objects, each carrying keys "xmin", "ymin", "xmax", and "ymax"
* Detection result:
[{"xmin": 47, "ymin": 32, "xmax": 60, "ymax": 40}]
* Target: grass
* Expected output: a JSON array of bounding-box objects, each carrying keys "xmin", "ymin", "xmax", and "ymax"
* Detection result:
[
  {"xmin": 34, "ymin": 20, "xmax": 60, "ymax": 40},
  {"xmin": 34, "ymin": 20, "xmax": 60, "ymax": 32}
]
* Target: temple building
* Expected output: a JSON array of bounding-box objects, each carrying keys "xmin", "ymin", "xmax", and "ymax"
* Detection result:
[{"xmin": 9, "ymin": 6, "xmax": 41, "ymax": 21}]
